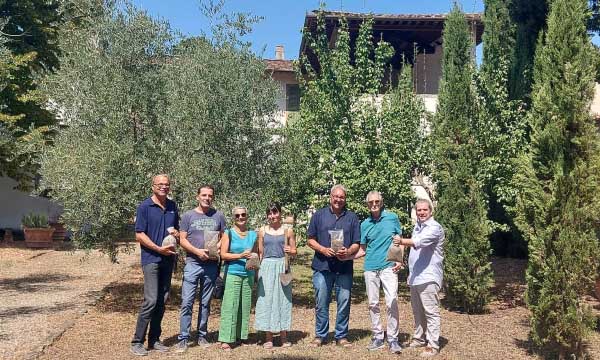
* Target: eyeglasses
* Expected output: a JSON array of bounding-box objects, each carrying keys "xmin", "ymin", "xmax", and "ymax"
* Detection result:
[
  {"xmin": 367, "ymin": 200, "xmax": 381, "ymax": 205},
  {"xmin": 153, "ymin": 183, "xmax": 170, "ymax": 189},
  {"xmin": 234, "ymin": 213, "xmax": 247, "ymax": 219}
]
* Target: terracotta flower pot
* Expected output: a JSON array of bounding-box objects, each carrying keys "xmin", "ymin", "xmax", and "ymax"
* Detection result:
[{"xmin": 24, "ymin": 227, "xmax": 55, "ymax": 248}]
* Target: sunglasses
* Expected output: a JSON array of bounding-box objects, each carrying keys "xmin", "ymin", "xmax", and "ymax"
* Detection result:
[{"xmin": 234, "ymin": 213, "xmax": 247, "ymax": 219}]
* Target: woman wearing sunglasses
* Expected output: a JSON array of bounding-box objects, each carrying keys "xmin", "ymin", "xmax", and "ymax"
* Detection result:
[
  {"xmin": 218, "ymin": 206, "xmax": 259, "ymax": 350},
  {"xmin": 254, "ymin": 203, "xmax": 297, "ymax": 348}
]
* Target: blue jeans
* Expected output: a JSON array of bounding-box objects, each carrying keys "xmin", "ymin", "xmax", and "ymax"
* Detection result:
[
  {"xmin": 178, "ymin": 259, "xmax": 218, "ymax": 340},
  {"xmin": 312, "ymin": 270, "xmax": 352, "ymax": 340}
]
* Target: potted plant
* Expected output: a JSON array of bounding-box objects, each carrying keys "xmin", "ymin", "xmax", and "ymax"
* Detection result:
[{"xmin": 22, "ymin": 213, "xmax": 55, "ymax": 248}]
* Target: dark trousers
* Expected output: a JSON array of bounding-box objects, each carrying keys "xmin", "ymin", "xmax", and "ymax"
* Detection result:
[{"xmin": 132, "ymin": 261, "xmax": 174, "ymax": 345}]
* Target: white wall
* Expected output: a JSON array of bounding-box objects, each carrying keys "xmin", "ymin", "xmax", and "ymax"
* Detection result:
[
  {"xmin": 0, "ymin": 177, "xmax": 63, "ymax": 229},
  {"xmin": 591, "ymin": 83, "xmax": 600, "ymax": 118}
]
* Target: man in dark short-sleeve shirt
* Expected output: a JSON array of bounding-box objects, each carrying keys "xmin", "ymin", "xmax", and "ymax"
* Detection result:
[
  {"xmin": 130, "ymin": 174, "xmax": 179, "ymax": 356},
  {"xmin": 307, "ymin": 184, "xmax": 360, "ymax": 347}
]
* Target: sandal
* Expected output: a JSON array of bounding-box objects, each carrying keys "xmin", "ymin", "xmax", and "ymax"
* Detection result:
[
  {"xmin": 281, "ymin": 341, "xmax": 292, "ymax": 348},
  {"xmin": 263, "ymin": 341, "xmax": 273, "ymax": 349},
  {"xmin": 221, "ymin": 343, "xmax": 232, "ymax": 351},
  {"xmin": 310, "ymin": 338, "xmax": 323, "ymax": 347},
  {"xmin": 336, "ymin": 338, "xmax": 352, "ymax": 348}
]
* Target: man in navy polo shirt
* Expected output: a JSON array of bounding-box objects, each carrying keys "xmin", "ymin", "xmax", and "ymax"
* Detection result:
[
  {"xmin": 130, "ymin": 174, "xmax": 179, "ymax": 356},
  {"xmin": 307, "ymin": 184, "xmax": 360, "ymax": 348}
]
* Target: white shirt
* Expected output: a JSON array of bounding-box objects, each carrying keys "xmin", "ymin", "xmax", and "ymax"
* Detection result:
[{"xmin": 408, "ymin": 217, "xmax": 445, "ymax": 287}]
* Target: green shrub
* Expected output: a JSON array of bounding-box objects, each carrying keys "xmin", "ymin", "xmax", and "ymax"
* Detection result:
[{"xmin": 21, "ymin": 213, "xmax": 49, "ymax": 228}]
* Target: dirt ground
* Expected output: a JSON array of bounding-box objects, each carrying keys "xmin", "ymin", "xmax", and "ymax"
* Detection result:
[
  {"xmin": 36, "ymin": 248, "xmax": 600, "ymax": 360},
  {"xmin": 0, "ymin": 244, "xmax": 138, "ymax": 359}
]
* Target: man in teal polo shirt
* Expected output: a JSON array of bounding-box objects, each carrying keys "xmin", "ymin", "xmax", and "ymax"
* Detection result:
[{"xmin": 357, "ymin": 191, "xmax": 403, "ymax": 354}]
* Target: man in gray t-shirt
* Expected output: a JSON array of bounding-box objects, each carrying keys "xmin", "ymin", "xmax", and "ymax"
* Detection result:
[
  {"xmin": 180, "ymin": 208, "xmax": 226, "ymax": 260},
  {"xmin": 174, "ymin": 185, "xmax": 226, "ymax": 352}
]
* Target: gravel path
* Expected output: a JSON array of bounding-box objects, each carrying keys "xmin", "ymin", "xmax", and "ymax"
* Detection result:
[{"xmin": 0, "ymin": 245, "xmax": 138, "ymax": 360}]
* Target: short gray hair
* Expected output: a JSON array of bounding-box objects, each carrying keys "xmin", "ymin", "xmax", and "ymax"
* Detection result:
[
  {"xmin": 365, "ymin": 190, "xmax": 383, "ymax": 203},
  {"xmin": 330, "ymin": 184, "xmax": 347, "ymax": 196},
  {"xmin": 231, "ymin": 206, "xmax": 248, "ymax": 216},
  {"xmin": 415, "ymin": 198, "xmax": 433, "ymax": 211},
  {"xmin": 151, "ymin": 174, "xmax": 170, "ymax": 185}
]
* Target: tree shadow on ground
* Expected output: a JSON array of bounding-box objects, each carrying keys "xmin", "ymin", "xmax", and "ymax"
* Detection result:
[
  {"xmin": 257, "ymin": 357, "xmax": 318, "ymax": 360},
  {"xmin": 0, "ymin": 301, "xmax": 78, "ymax": 320},
  {"xmin": 439, "ymin": 336, "xmax": 449, "ymax": 350},
  {"xmin": 162, "ymin": 329, "xmax": 308, "ymax": 348},
  {"xmin": 95, "ymin": 280, "xmax": 184, "ymax": 313},
  {"xmin": 515, "ymin": 337, "xmax": 551, "ymax": 358},
  {"xmin": 347, "ymin": 328, "xmax": 371, "ymax": 342},
  {"xmin": 0, "ymin": 273, "xmax": 82, "ymax": 294},
  {"xmin": 490, "ymin": 256, "xmax": 527, "ymax": 309}
]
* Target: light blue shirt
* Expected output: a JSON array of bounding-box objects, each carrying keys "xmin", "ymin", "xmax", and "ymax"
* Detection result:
[
  {"xmin": 225, "ymin": 229, "xmax": 257, "ymax": 277},
  {"xmin": 408, "ymin": 217, "xmax": 445, "ymax": 287}
]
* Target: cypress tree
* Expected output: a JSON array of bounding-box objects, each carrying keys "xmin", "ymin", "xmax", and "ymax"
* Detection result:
[
  {"xmin": 514, "ymin": 0, "xmax": 600, "ymax": 356},
  {"xmin": 433, "ymin": 4, "xmax": 493, "ymax": 313},
  {"xmin": 478, "ymin": 0, "xmax": 527, "ymax": 257},
  {"xmin": 508, "ymin": 0, "xmax": 549, "ymax": 102}
]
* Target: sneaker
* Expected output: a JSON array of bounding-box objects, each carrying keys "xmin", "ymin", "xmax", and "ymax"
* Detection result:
[
  {"xmin": 421, "ymin": 346, "xmax": 439, "ymax": 357},
  {"xmin": 173, "ymin": 339, "xmax": 188, "ymax": 353},
  {"xmin": 389, "ymin": 340, "xmax": 403, "ymax": 354},
  {"xmin": 150, "ymin": 341, "xmax": 169, "ymax": 353},
  {"xmin": 367, "ymin": 338, "xmax": 385, "ymax": 351},
  {"xmin": 409, "ymin": 340, "xmax": 427, "ymax": 349},
  {"xmin": 130, "ymin": 343, "xmax": 148, "ymax": 356},
  {"xmin": 197, "ymin": 337, "xmax": 210, "ymax": 348}
]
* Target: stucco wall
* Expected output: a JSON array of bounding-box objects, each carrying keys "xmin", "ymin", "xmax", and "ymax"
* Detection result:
[
  {"xmin": 591, "ymin": 83, "xmax": 600, "ymax": 118},
  {"xmin": 0, "ymin": 177, "xmax": 63, "ymax": 230},
  {"xmin": 270, "ymin": 71, "xmax": 299, "ymax": 126}
]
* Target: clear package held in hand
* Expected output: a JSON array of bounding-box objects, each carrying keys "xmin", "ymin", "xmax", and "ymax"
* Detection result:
[
  {"xmin": 386, "ymin": 243, "xmax": 404, "ymax": 263},
  {"xmin": 329, "ymin": 229, "xmax": 344, "ymax": 253},
  {"xmin": 204, "ymin": 230, "xmax": 220, "ymax": 260},
  {"xmin": 162, "ymin": 234, "xmax": 177, "ymax": 248},
  {"xmin": 245, "ymin": 252, "xmax": 260, "ymax": 270}
]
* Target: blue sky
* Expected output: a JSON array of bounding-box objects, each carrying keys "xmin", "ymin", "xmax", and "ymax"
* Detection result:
[{"xmin": 132, "ymin": 0, "xmax": 485, "ymax": 59}]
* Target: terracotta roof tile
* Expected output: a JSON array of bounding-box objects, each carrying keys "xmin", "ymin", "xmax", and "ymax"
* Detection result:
[
  {"xmin": 306, "ymin": 10, "xmax": 482, "ymax": 22},
  {"xmin": 264, "ymin": 59, "xmax": 295, "ymax": 72}
]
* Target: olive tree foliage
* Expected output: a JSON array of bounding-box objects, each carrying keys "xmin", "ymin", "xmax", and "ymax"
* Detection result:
[
  {"xmin": 39, "ymin": 1, "xmax": 279, "ymax": 260},
  {"xmin": 432, "ymin": 5, "xmax": 493, "ymax": 313},
  {"xmin": 513, "ymin": 0, "xmax": 600, "ymax": 355},
  {"xmin": 291, "ymin": 11, "xmax": 428, "ymax": 224}
]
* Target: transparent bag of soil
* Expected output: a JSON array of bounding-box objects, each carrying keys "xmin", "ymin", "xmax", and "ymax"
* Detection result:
[
  {"xmin": 386, "ymin": 243, "xmax": 404, "ymax": 263},
  {"xmin": 328, "ymin": 229, "xmax": 344, "ymax": 253},
  {"xmin": 204, "ymin": 230, "xmax": 220, "ymax": 260},
  {"xmin": 245, "ymin": 252, "xmax": 260, "ymax": 270}
]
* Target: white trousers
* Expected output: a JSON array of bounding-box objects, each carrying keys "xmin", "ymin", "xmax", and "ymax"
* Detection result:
[
  {"xmin": 364, "ymin": 267, "xmax": 399, "ymax": 341},
  {"xmin": 410, "ymin": 282, "xmax": 441, "ymax": 350}
]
